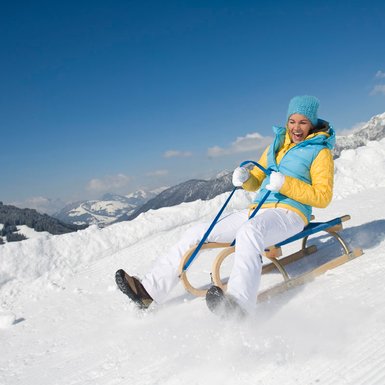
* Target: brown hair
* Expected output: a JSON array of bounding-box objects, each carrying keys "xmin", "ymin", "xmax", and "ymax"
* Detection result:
[{"xmin": 309, "ymin": 119, "xmax": 330, "ymax": 135}]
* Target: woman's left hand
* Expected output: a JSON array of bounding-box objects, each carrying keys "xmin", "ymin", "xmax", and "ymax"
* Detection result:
[{"xmin": 266, "ymin": 171, "xmax": 285, "ymax": 192}]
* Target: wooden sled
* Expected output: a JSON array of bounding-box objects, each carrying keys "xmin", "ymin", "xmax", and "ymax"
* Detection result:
[{"xmin": 178, "ymin": 214, "xmax": 363, "ymax": 302}]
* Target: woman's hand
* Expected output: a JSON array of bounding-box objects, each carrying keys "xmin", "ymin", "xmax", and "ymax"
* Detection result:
[
  {"xmin": 232, "ymin": 167, "xmax": 250, "ymax": 187},
  {"xmin": 266, "ymin": 171, "xmax": 285, "ymax": 192}
]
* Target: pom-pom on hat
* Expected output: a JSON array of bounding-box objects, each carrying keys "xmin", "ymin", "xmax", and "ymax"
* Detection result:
[{"xmin": 287, "ymin": 95, "xmax": 319, "ymax": 126}]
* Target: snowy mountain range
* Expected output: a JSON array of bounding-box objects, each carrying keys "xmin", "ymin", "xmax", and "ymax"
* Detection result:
[
  {"xmin": 53, "ymin": 189, "xmax": 165, "ymax": 226},
  {"xmin": 53, "ymin": 174, "xmax": 235, "ymax": 226},
  {"xmin": 118, "ymin": 172, "xmax": 234, "ymax": 222}
]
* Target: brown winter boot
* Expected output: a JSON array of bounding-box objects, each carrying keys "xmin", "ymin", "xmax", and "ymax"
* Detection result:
[{"xmin": 115, "ymin": 269, "xmax": 153, "ymax": 309}]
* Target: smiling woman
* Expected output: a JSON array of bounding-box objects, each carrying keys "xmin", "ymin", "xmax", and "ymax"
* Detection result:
[{"xmin": 115, "ymin": 95, "xmax": 336, "ymax": 317}]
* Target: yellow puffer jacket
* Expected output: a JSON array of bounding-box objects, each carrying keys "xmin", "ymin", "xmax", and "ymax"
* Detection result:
[{"xmin": 242, "ymin": 129, "xmax": 334, "ymax": 224}]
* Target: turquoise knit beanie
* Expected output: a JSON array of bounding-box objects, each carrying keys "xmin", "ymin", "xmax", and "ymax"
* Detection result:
[{"xmin": 287, "ymin": 95, "xmax": 319, "ymax": 126}]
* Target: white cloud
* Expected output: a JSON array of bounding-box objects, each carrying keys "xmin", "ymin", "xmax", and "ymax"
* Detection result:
[
  {"xmin": 146, "ymin": 169, "xmax": 169, "ymax": 177},
  {"xmin": 370, "ymin": 84, "xmax": 385, "ymax": 96},
  {"xmin": 86, "ymin": 173, "xmax": 131, "ymax": 193},
  {"xmin": 163, "ymin": 150, "xmax": 193, "ymax": 158},
  {"xmin": 375, "ymin": 70, "xmax": 385, "ymax": 79},
  {"xmin": 371, "ymin": 71, "xmax": 385, "ymax": 96},
  {"xmin": 207, "ymin": 132, "xmax": 272, "ymax": 158}
]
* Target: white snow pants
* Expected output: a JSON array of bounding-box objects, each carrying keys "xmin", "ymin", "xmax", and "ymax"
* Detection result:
[{"xmin": 142, "ymin": 208, "xmax": 304, "ymax": 313}]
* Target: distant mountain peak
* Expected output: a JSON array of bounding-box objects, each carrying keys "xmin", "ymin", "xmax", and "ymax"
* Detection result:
[
  {"xmin": 53, "ymin": 189, "xmax": 162, "ymax": 226},
  {"xmin": 333, "ymin": 111, "xmax": 385, "ymax": 158},
  {"xmin": 213, "ymin": 170, "xmax": 231, "ymax": 179}
]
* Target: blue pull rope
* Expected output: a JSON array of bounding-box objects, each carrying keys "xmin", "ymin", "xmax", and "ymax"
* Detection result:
[
  {"xmin": 230, "ymin": 189, "xmax": 271, "ymax": 246},
  {"xmin": 182, "ymin": 160, "xmax": 270, "ymax": 272},
  {"xmin": 249, "ymin": 190, "xmax": 271, "ymax": 220},
  {"xmin": 182, "ymin": 187, "xmax": 238, "ymax": 272},
  {"xmin": 239, "ymin": 160, "xmax": 271, "ymax": 175}
]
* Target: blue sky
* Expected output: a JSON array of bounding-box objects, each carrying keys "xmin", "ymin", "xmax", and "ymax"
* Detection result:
[{"xmin": 1, "ymin": 0, "xmax": 385, "ymax": 212}]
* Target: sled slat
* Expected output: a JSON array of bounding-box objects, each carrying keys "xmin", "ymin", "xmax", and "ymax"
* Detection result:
[{"xmin": 262, "ymin": 245, "xmax": 317, "ymax": 274}]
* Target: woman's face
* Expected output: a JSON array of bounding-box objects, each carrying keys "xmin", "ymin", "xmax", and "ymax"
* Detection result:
[{"xmin": 287, "ymin": 113, "xmax": 313, "ymax": 143}]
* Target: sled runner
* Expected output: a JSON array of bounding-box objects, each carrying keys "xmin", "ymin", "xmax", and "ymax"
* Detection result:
[{"xmin": 178, "ymin": 215, "xmax": 363, "ymax": 302}]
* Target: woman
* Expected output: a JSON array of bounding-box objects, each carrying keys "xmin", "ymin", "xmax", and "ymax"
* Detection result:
[{"xmin": 115, "ymin": 95, "xmax": 335, "ymax": 316}]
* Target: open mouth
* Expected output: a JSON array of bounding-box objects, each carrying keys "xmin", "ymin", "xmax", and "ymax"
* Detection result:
[{"xmin": 292, "ymin": 131, "xmax": 304, "ymax": 141}]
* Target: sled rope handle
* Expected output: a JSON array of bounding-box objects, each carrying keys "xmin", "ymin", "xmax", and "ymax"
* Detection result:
[
  {"xmin": 181, "ymin": 160, "xmax": 271, "ymax": 272},
  {"xmin": 239, "ymin": 160, "xmax": 271, "ymax": 219}
]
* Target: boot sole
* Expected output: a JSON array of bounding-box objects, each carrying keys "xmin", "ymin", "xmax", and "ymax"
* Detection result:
[
  {"xmin": 115, "ymin": 269, "xmax": 148, "ymax": 309},
  {"xmin": 205, "ymin": 286, "xmax": 225, "ymax": 314}
]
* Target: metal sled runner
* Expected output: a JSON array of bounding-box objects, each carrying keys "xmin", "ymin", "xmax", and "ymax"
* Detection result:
[{"xmin": 178, "ymin": 215, "xmax": 363, "ymax": 302}]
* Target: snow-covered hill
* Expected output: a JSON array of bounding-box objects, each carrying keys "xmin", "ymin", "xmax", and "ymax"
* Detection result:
[
  {"xmin": 0, "ymin": 203, "xmax": 86, "ymax": 244},
  {"xmin": 1, "ymin": 136, "xmax": 385, "ymax": 384},
  {"xmin": 0, "ymin": 225, "xmax": 50, "ymax": 245}
]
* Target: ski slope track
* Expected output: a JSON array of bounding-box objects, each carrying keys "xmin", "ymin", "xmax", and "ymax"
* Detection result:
[{"xmin": 2, "ymin": 139, "xmax": 385, "ymax": 384}]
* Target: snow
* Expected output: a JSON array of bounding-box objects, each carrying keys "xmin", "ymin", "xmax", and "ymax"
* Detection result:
[
  {"xmin": 16, "ymin": 225, "xmax": 51, "ymax": 240},
  {"xmin": 0, "ymin": 311, "xmax": 16, "ymax": 329},
  {"xmin": 0, "ymin": 225, "xmax": 50, "ymax": 245},
  {"xmin": 334, "ymin": 138, "xmax": 385, "ymax": 199},
  {"xmin": 1, "ymin": 140, "xmax": 385, "ymax": 385}
]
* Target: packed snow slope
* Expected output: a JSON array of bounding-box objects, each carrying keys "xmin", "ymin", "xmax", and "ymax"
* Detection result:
[{"xmin": 2, "ymin": 139, "xmax": 385, "ymax": 385}]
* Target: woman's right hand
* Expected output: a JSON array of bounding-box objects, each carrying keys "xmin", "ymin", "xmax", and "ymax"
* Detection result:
[{"xmin": 232, "ymin": 166, "xmax": 250, "ymax": 187}]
